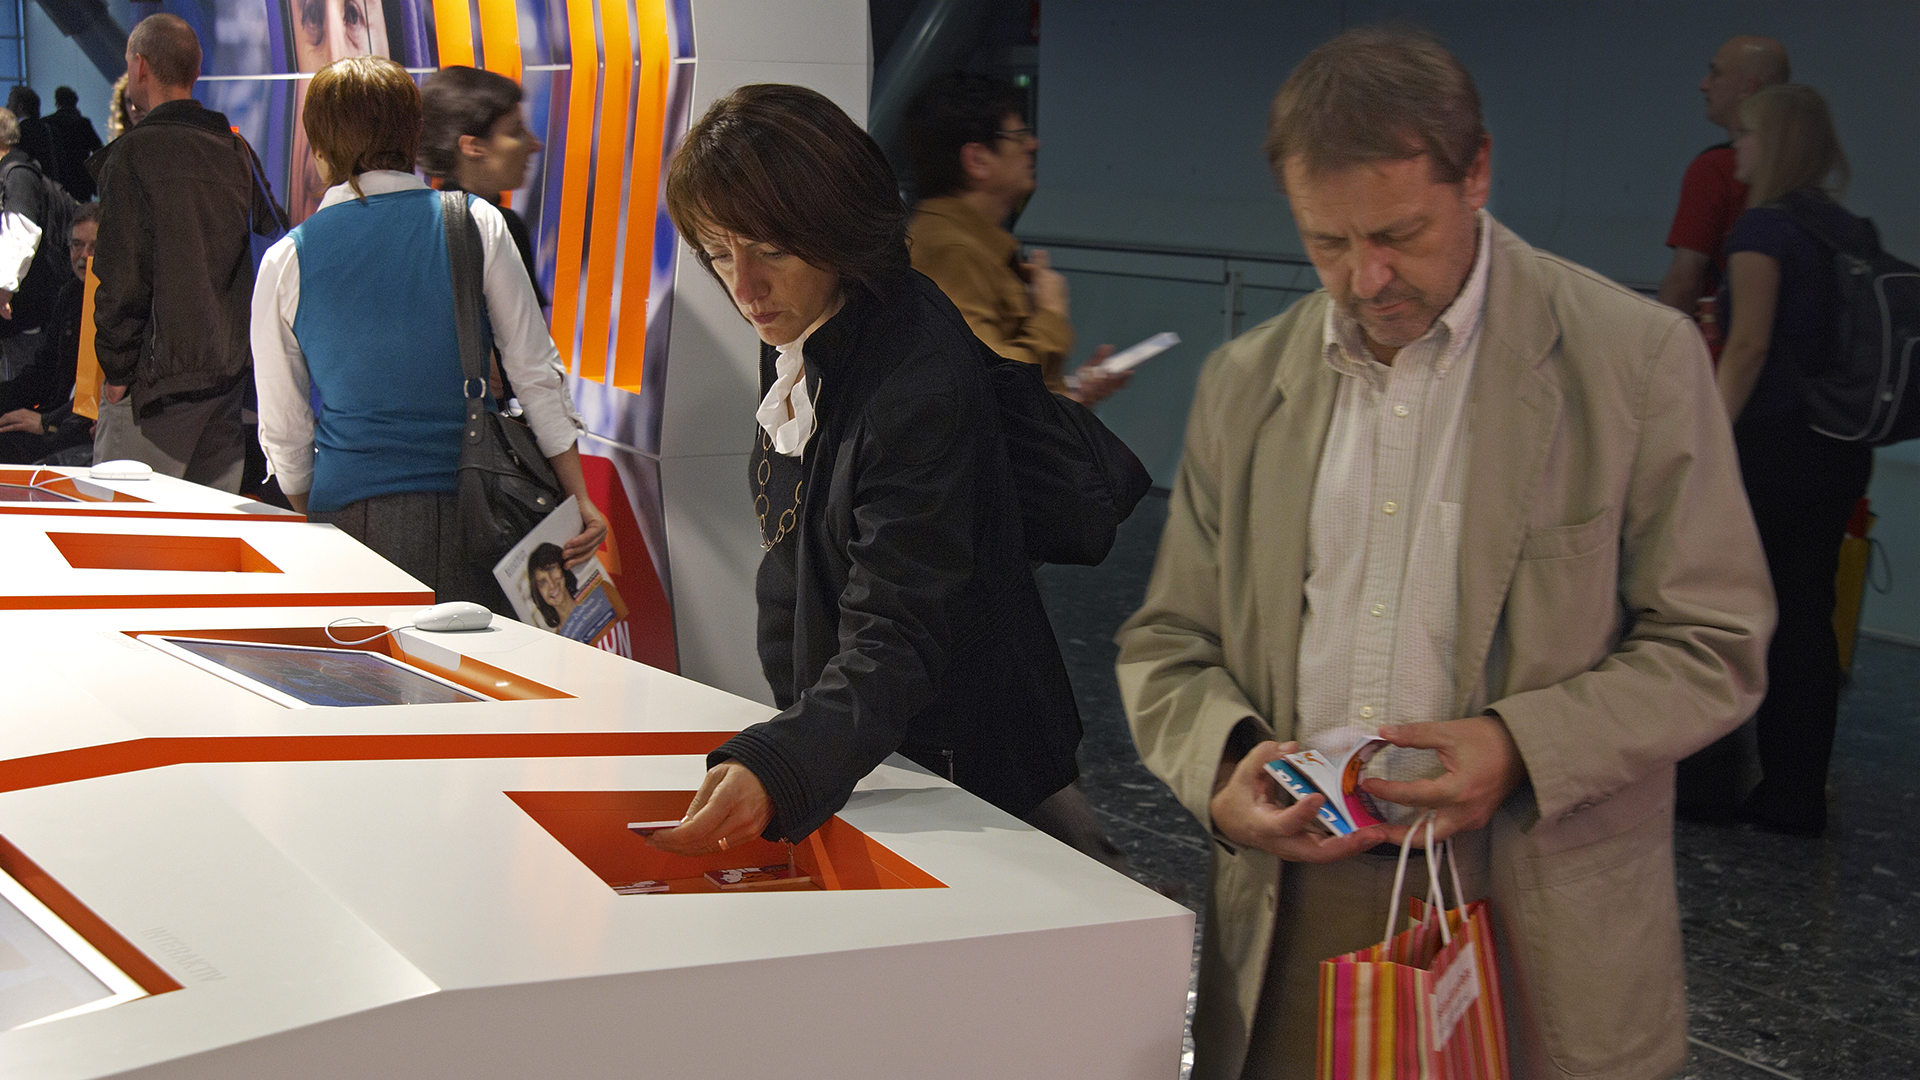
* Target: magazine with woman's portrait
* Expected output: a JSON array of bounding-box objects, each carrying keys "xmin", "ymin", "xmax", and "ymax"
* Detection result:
[{"xmin": 491, "ymin": 496, "xmax": 628, "ymax": 647}]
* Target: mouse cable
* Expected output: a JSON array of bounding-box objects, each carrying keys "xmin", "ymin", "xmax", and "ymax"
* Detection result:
[{"xmin": 325, "ymin": 617, "xmax": 414, "ymax": 646}]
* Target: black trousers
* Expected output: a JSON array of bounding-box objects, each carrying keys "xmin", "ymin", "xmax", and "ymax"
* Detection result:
[
  {"xmin": 1709, "ymin": 420, "xmax": 1872, "ymax": 828},
  {"xmin": 314, "ymin": 490, "xmax": 513, "ymax": 616}
]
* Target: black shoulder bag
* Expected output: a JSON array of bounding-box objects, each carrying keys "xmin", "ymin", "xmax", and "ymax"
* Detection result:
[
  {"xmin": 981, "ymin": 342, "xmax": 1152, "ymax": 566},
  {"xmin": 443, "ymin": 189, "xmax": 565, "ymax": 567}
]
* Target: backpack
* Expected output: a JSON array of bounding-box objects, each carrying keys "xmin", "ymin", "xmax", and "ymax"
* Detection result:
[
  {"xmin": 983, "ymin": 345, "xmax": 1152, "ymax": 566},
  {"xmin": 1770, "ymin": 191, "xmax": 1920, "ymax": 446},
  {"xmin": 0, "ymin": 155, "xmax": 79, "ymax": 321}
]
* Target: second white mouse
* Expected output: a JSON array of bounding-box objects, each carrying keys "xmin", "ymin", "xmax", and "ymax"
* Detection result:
[{"xmin": 413, "ymin": 601, "xmax": 494, "ymax": 632}]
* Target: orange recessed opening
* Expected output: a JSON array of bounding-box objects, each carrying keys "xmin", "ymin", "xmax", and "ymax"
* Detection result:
[
  {"xmin": 48, "ymin": 532, "xmax": 282, "ymax": 573},
  {"xmin": 506, "ymin": 790, "xmax": 947, "ymax": 894},
  {"xmin": 122, "ymin": 626, "xmax": 574, "ymax": 702}
]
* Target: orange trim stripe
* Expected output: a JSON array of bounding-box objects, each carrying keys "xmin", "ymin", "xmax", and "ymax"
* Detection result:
[
  {"xmin": 547, "ymin": 0, "xmax": 601, "ymax": 373},
  {"xmin": 0, "ymin": 590, "xmax": 435, "ymax": 610},
  {"xmin": 0, "ymin": 836, "xmax": 184, "ymax": 996},
  {"xmin": 431, "ymin": 0, "xmax": 476, "ymax": 68},
  {"xmin": 0, "ymin": 507, "xmax": 307, "ymax": 522},
  {"xmin": 0, "ymin": 732, "xmax": 737, "ymax": 795}
]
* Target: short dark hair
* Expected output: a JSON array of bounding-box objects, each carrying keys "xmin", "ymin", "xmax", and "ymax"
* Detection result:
[
  {"xmin": 128, "ymin": 14, "xmax": 202, "ymax": 90},
  {"xmin": 6, "ymin": 86, "xmax": 37, "ymax": 121},
  {"xmin": 53, "ymin": 86, "xmax": 76, "ymax": 111},
  {"xmin": 902, "ymin": 72, "xmax": 1026, "ymax": 199},
  {"xmin": 1266, "ymin": 25, "xmax": 1485, "ymax": 185},
  {"xmin": 73, "ymin": 200, "xmax": 99, "ymax": 226},
  {"xmin": 304, "ymin": 56, "xmax": 421, "ymax": 197},
  {"xmin": 418, "ymin": 65, "xmax": 524, "ymax": 180},
  {"xmin": 665, "ymin": 83, "xmax": 908, "ymax": 297}
]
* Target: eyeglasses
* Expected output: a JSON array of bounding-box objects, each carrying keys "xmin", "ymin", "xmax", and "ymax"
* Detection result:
[{"xmin": 994, "ymin": 126, "xmax": 1037, "ymax": 145}]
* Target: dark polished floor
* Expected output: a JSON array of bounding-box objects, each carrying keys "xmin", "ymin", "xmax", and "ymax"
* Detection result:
[{"xmin": 1036, "ymin": 491, "xmax": 1920, "ymax": 1080}]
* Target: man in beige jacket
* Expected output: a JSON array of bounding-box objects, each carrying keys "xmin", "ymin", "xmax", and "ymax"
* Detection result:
[{"xmin": 1116, "ymin": 28, "xmax": 1773, "ymax": 1080}]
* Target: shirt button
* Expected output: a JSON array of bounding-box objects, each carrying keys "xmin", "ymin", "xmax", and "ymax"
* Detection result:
[
  {"xmin": 1393, "ymin": 404, "xmax": 1410, "ymax": 417},
  {"xmin": 1383, "ymin": 501, "xmax": 1399, "ymax": 515},
  {"xmin": 1370, "ymin": 603, "xmax": 1385, "ymax": 617},
  {"xmin": 1360, "ymin": 706, "xmax": 1376, "ymax": 719}
]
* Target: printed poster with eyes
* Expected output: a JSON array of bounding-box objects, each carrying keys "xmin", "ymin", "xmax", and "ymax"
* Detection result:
[{"xmin": 492, "ymin": 496, "xmax": 630, "ymax": 650}]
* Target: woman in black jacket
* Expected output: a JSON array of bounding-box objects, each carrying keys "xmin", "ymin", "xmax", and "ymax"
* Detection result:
[{"xmin": 648, "ymin": 84, "xmax": 1080, "ymax": 852}]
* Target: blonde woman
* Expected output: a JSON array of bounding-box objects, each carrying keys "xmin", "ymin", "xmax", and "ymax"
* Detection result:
[{"xmin": 1713, "ymin": 83, "xmax": 1869, "ymax": 835}]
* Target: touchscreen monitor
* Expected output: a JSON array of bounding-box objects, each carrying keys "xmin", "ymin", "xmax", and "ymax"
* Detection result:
[
  {"xmin": 0, "ymin": 483, "xmax": 78, "ymax": 503},
  {"xmin": 137, "ymin": 636, "xmax": 490, "ymax": 708},
  {"xmin": 0, "ymin": 871, "xmax": 146, "ymax": 1031}
]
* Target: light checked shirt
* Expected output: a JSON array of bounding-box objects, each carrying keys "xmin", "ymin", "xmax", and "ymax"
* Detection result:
[{"xmin": 1295, "ymin": 211, "xmax": 1493, "ymax": 798}]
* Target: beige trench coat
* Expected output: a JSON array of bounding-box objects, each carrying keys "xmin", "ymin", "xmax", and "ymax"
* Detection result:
[{"xmin": 1117, "ymin": 220, "xmax": 1774, "ymax": 1080}]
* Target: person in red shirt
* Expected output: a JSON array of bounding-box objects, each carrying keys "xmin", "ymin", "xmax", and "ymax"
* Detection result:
[{"xmin": 1656, "ymin": 35, "xmax": 1789, "ymax": 353}]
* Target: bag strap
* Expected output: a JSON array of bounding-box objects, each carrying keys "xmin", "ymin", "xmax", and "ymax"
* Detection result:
[
  {"xmin": 442, "ymin": 189, "xmax": 491, "ymax": 403},
  {"xmin": 235, "ymin": 134, "xmax": 290, "ymax": 237},
  {"xmin": 1767, "ymin": 192, "xmax": 1870, "ymax": 259},
  {"xmin": 1383, "ymin": 812, "xmax": 1452, "ymax": 948}
]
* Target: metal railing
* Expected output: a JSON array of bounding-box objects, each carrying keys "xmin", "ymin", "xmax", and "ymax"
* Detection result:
[{"xmin": 1016, "ymin": 233, "xmax": 1320, "ymax": 341}]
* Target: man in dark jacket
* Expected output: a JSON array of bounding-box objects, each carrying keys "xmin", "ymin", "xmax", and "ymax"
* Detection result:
[
  {"xmin": 5, "ymin": 87, "xmax": 54, "ymax": 175},
  {"xmin": 0, "ymin": 107, "xmax": 69, "ymax": 383},
  {"xmin": 44, "ymin": 87, "xmax": 102, "ymax": 202},
  {"xmin": 92, "ymin": 14, "xmax": 280, "ymax": 491},
  {"xmin": 0, "ymin": 202, "xmax": 95, "ymax": 464}
]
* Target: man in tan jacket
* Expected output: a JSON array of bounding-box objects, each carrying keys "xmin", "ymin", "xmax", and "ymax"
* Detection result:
[
  {"xmin": 1116, "ymin": 28, "xmax": 1773, "ymax": 1080},
  {"xmin": 903, "ymin": 72, "xmax": 1123, "ymax": 405}
]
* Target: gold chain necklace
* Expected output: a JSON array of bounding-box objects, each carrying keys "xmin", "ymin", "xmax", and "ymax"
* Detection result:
[{"xmin": 754, "ymin": 427, "xmax": 804, "ymax": 550}]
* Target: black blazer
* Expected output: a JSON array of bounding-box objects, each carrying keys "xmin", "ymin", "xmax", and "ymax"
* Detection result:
[{"xmin": 711, "ymin": 272, "xmax": 1081, "ymax": 841}]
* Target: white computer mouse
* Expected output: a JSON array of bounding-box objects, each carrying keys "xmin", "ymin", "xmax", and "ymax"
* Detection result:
[
  {"xmin": 413, "ymin": 602, "xmax": 494, "ymax": 632},
  {"xmin": 90, "ymin": 459, "xmax": 153, "ymax": 480}
]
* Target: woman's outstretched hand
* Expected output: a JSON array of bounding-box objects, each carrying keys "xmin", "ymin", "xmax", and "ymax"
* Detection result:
[{"xmin": 647, "ymin": 760, "xmax": 775, "ymax": 856}]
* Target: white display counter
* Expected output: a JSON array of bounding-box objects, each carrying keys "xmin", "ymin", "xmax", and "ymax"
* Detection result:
[
  {"xmin": 0, "ymin": 604, "xmax": 1195, "ymax": 1079},
  {"xmin": 0, "ymin": 515, "xmax": 432, "ymax": 611},
  {"xmin": 0, "ymin": 467, "xmax": 303, "ymax": 523}
]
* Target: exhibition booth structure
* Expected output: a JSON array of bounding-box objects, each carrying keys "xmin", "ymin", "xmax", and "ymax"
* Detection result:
[{"xmin": 0, "ymin": 483, "xmax": 1195, "ymax": 1078}]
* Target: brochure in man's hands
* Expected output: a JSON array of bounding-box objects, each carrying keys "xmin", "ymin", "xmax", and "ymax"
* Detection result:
[{"xmin": 1264, "ymin": 738, "xmax": 1392, "ymax": 835}]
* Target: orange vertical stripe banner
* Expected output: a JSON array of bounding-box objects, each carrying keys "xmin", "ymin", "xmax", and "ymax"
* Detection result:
[
  {"xmin": 430, "ymin": 0, "xmax": 475, "ymax": 68},
  {"xmin": 475, "ymin": 0, "xmax": 522, "ymax": 83},
  {"xmin": 548, "ymin": 0, "xmax": 601, "ymax": 374},
  {"xmin": 611, "ymin": 0, "xmax": 669, "ymax": 391},
  {"xmin": 576, "ymin": 0, "xmax": 632, "ymax": 385}
]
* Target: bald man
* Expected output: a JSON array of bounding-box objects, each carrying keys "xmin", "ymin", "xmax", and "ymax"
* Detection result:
[{"xmin": 1655, "ymin": 35, "xmax": 1790, "ymax": 333}]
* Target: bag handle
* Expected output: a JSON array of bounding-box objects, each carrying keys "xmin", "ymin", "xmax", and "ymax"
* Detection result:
[
  {"xmin": 442, "ymin": 189, "xmax": 491, "ymax": 405},
  {"xmin": 1382, "ymin": 812, "xmax": 1452, "ymax": 948}
]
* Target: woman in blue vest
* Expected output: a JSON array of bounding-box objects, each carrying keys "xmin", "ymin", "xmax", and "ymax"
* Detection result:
[
  {"xmin": 1712, "ymin": 84, "xmax": 1871, "ymax": 835},
  {"xmin": 252, "ymin": 56, "xmax": 605, "ymax": 607}
]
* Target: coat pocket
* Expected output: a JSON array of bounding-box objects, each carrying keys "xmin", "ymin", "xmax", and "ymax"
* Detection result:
[
  {"xmin": 1511, "ymin": 803, "xmax": 1687, "ymax": 1076},
  {"xmin": 1504, "ymin": 510, "xmax": 1623, "ymax": 686},
  {"xmin": 1519, "ymin": 508, "xmax": 1617, "ymax": 561}
]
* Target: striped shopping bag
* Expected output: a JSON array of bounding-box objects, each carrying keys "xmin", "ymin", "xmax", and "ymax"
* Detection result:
[{"xmin": 1317, "ymin": 814, "xmax": 1509, "ymax": 1080}]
